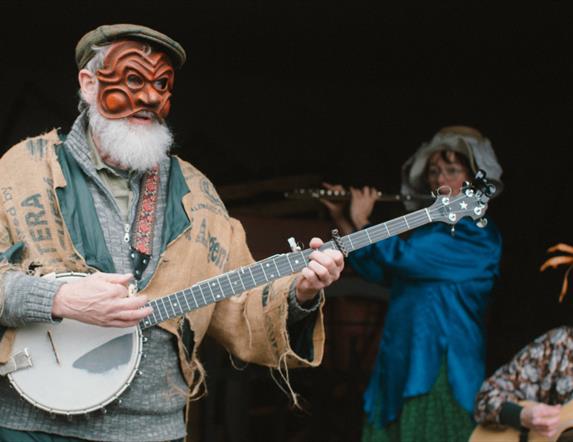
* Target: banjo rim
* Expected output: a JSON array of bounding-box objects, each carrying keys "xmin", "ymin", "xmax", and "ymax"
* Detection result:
[{"xmin": 7, "ymin": 272, "xmax": 145, "ymax": 415}]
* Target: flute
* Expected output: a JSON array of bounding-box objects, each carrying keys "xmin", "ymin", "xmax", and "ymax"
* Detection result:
[{"xmin": 283, "ymin": 188, "xmax": 433, "ymax": 203}]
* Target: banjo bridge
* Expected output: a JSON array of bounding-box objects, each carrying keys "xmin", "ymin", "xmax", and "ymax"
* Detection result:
[{"xmin": 46, "ymin": 330, "xmax": 61, "ymax": 366}]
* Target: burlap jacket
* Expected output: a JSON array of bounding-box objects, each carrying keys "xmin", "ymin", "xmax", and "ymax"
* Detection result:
[{"xmin": 0, "ymin": 130, "xmax": 325, "ymax": 390}]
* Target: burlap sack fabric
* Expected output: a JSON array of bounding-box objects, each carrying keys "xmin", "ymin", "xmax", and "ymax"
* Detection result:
[{"xmin": 0, "ymin": 131, "xmax": 325, "ymax": 393}]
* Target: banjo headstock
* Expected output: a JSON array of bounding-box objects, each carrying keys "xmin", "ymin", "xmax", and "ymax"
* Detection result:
[{"xmin": 427, "ymin": 169, "xmax": 496, "ymax": 227}]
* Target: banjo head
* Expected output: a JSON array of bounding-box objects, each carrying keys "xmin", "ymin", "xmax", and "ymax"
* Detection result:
[{"xmin": 8, "ymin": 272, "xmax": 143, "ymax": 415}]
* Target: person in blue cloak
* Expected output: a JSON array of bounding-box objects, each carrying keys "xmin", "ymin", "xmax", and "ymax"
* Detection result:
[{"xmin": 322, "ymin": 126, "xmax": 503, "ymax": 442}]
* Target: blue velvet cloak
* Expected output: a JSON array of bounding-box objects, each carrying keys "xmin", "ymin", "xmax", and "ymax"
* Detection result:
[{"xmin": 348, "ymin": 217, "xmax": 502, "ymax": 428}]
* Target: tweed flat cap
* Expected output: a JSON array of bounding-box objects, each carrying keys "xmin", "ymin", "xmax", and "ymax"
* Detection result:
[{"xmin": 75, "ymin": 23, "xmax": 186, "ymax": 69}]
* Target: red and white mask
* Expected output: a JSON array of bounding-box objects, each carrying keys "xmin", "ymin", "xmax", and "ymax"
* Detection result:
[{"xmin": 96, "ymin": 40, "xmax": 175, "ymax": 120}]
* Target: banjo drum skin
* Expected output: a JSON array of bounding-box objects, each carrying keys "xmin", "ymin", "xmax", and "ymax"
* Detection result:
[{"xmin": 7, "ymin": 273, "xmax": 143, "ymax": 415}]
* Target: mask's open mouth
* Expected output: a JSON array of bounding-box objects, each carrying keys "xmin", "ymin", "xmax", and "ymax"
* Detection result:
[{"xmin": 129, "ymin": 111, "xmax": 157, "ymax": 124}]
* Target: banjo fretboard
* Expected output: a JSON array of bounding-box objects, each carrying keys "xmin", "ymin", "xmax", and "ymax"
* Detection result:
[{"xmin": 140, "ymin": 204, "xmax": 436, "ymax": 329}]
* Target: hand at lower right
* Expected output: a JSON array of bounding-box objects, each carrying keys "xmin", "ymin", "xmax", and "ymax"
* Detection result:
[
  {"xmin": 520, "ymin": 402, "xmax": 561, "ymax": 438},
  {"xmin": 51, "ymin": 272, "xmax": 153, "ymax": 328}
]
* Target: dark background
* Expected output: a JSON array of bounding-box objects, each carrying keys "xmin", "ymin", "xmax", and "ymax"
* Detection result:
[{"xmin": 1, "ymin": 2, "xmax": 573, "ymax": 441}]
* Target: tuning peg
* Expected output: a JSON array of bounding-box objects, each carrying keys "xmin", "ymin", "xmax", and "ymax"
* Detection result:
[
  {"xmin": 474, "ymin": 169, "xmax": 487, "ymax": 181},
  {"xmin": 476, "ymin": 218, "xmax": 488, "ymax": 228},
  {"xmin": 287, "ymin": 237, "xmax": 301, "ymax": 252},
  {"xmin": 485, "ymin": 183, "xmax": 496, "ymax": 197}
]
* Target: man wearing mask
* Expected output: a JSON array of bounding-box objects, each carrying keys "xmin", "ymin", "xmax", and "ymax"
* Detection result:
[{"xmin": 0, "ymin": 24, "xmax": 344, "ymax": 442}]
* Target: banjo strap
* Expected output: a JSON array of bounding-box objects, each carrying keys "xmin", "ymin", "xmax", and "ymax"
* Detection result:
[{"xmin": 130, "ymin": 166, "xmax": 160, "ymax": 281}]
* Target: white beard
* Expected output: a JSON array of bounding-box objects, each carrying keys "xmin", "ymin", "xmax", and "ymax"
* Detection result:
[{"xmin": 87, "ymin": 104, "xmax": 173, "ymax": 172}]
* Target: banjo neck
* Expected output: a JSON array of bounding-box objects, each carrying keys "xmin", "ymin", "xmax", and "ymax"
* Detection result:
[{"xmin": 141, "ymin": 181, "xmax": 492, "ymax": 328}]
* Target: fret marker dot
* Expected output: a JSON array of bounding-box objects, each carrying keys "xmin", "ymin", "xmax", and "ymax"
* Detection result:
[
  {"xmin": 173, "ymin": 302, "xmax": 177, "ymax": 307},
  {"xmin": 216, "ymin": 295, "xmax": 220, "ymax": 298},
  {"xmin": 212, "ymin": 283, "xmax": 216, "ymax": 286},
  {"xmin": 295, "ymin": 260, "xmax": 299, "ymax": 264},
  {"xmin": 271, "ymin": 274, "xmax": 274, "ymax": 278},
  {"xmin": 145, "ymin": 321, "xmax": 149, "ymax": 325},
  {"xmin": 266, "ymin": 264, "xmax": 270, "ymax": 267}
]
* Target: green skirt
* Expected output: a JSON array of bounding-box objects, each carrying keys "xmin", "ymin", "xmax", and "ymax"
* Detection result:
[{"xmin": 361, "ymin": 363, "xmax": 475, "ymax": 442}]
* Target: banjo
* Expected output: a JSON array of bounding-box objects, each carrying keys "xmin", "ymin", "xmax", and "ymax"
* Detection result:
[{"xmin": 5, "ymin": 172, "xmax": 496, "ymax": 416}]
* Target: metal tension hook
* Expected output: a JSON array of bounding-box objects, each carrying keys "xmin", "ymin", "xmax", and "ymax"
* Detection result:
[{"xmin": 331, "ymin": 229, "xmax": 348, "ymax": 257}]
